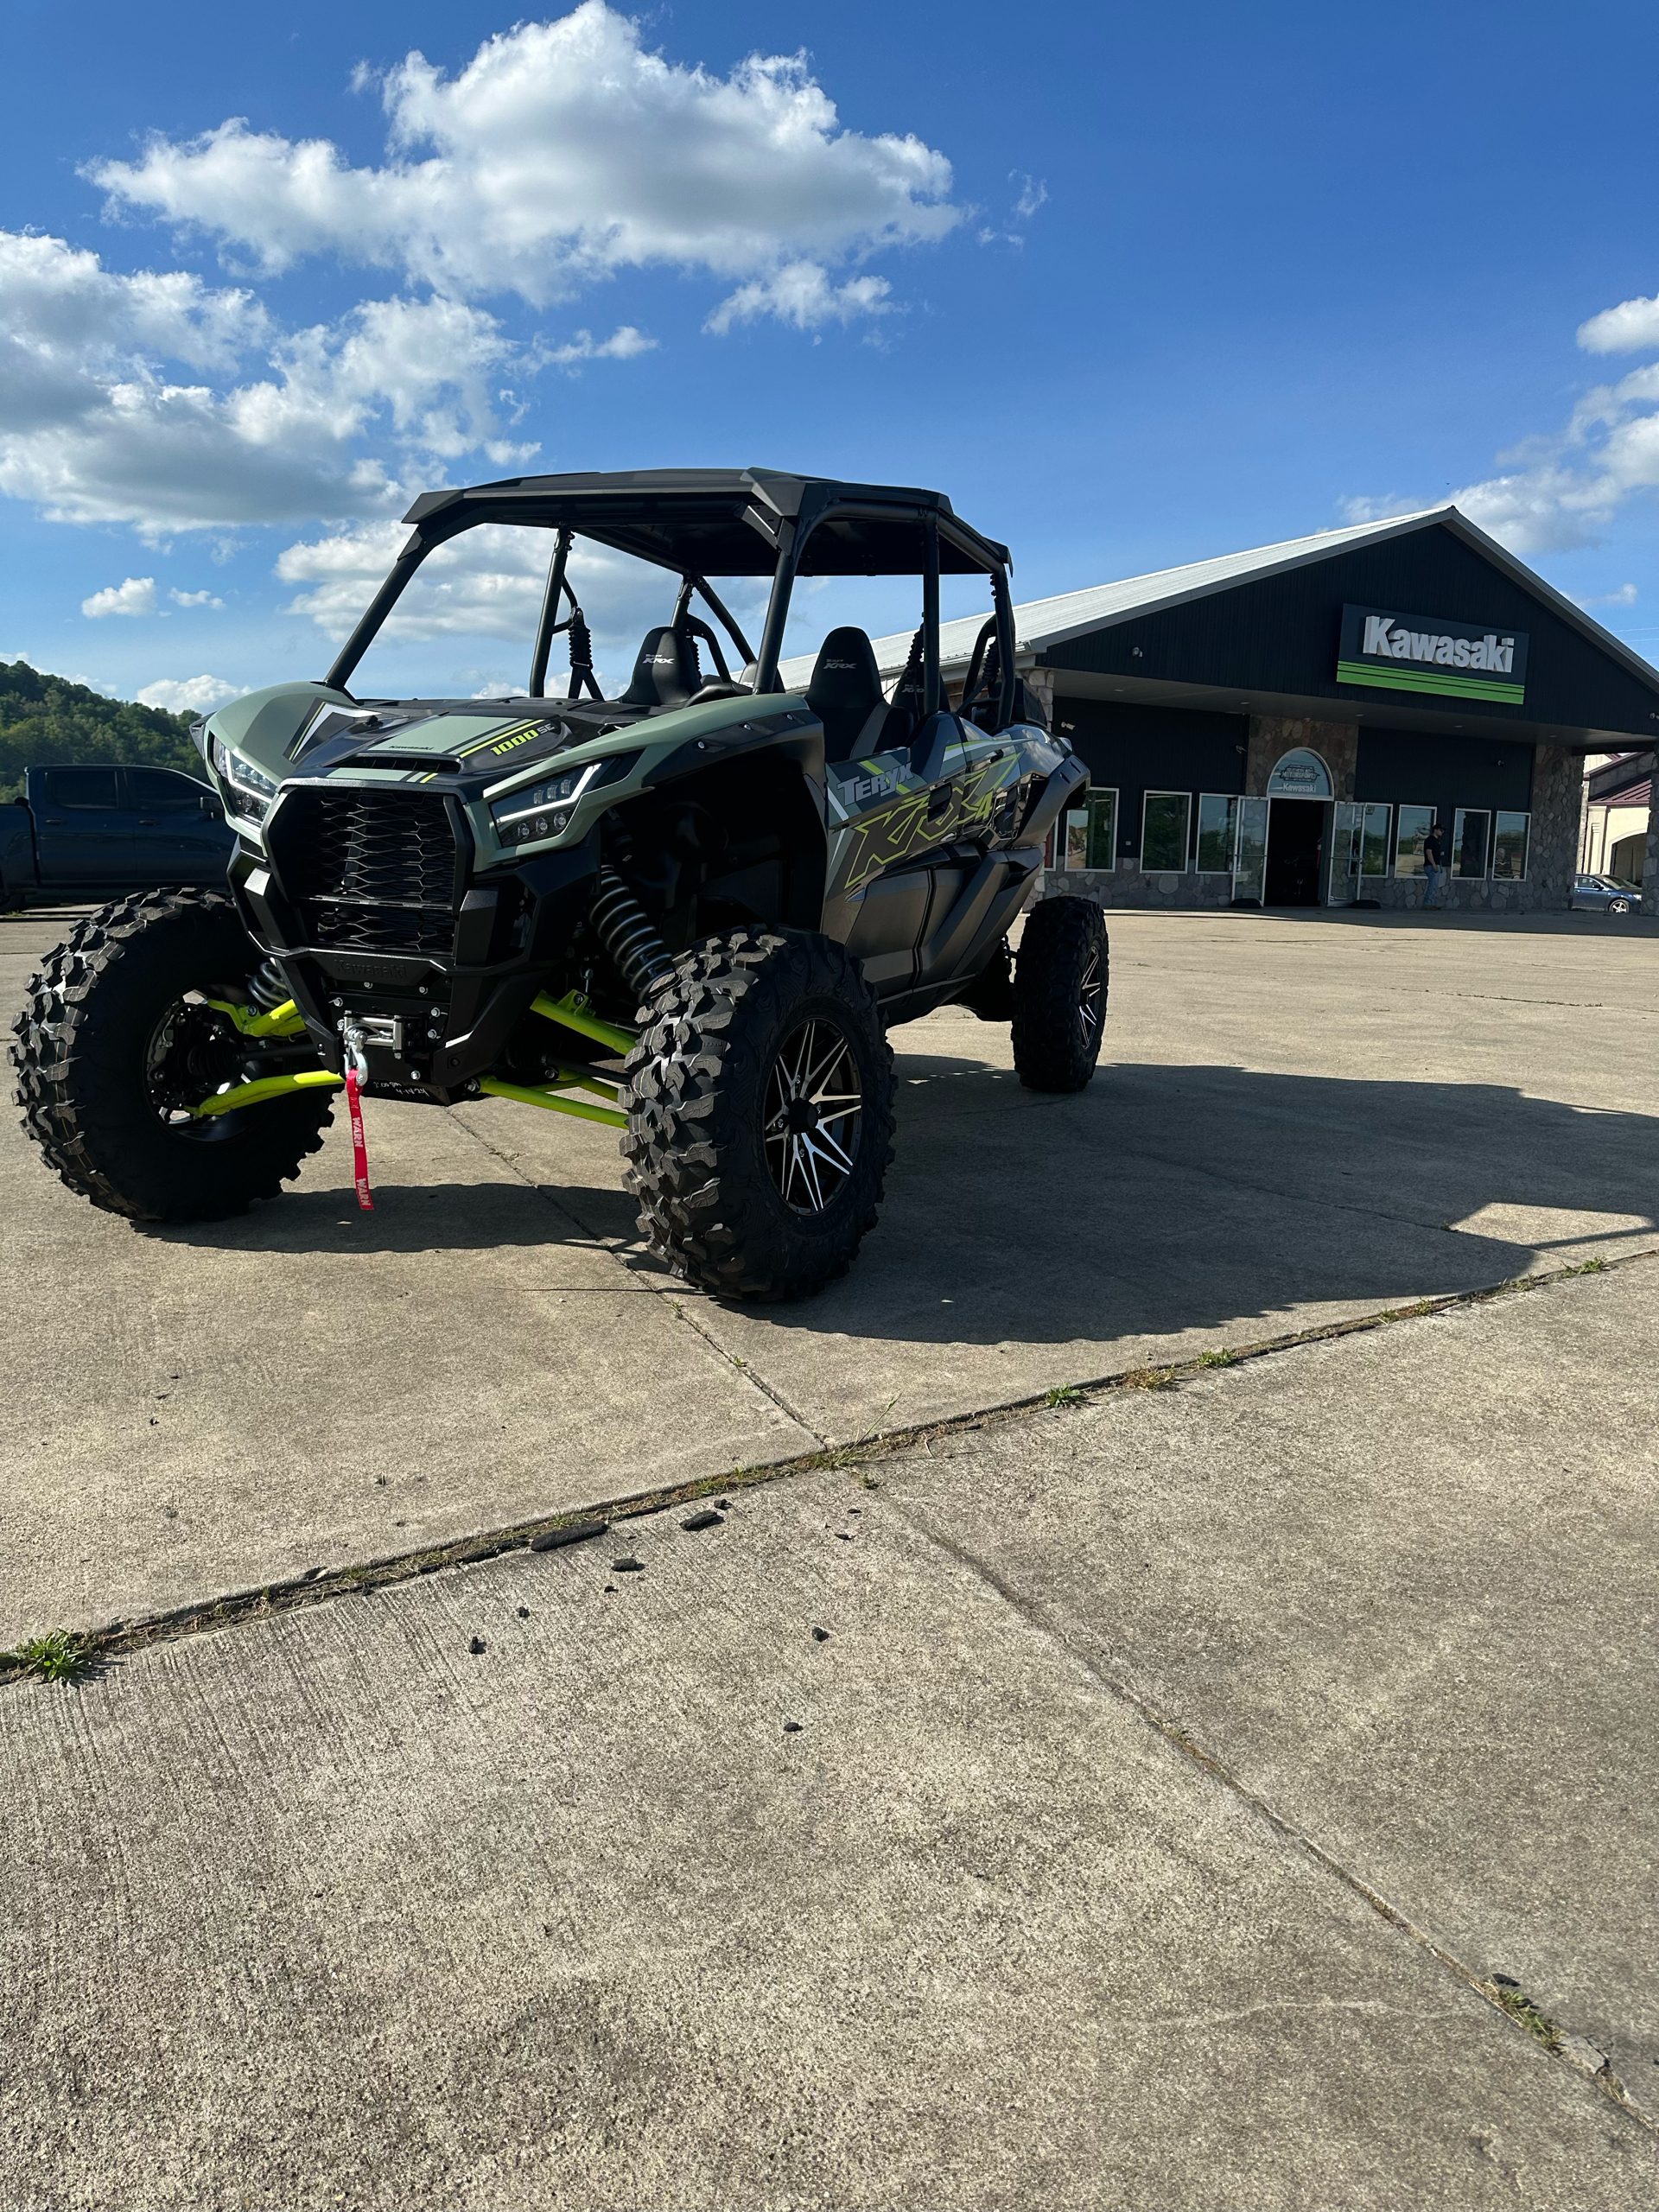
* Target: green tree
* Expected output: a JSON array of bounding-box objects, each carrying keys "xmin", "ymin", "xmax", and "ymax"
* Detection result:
[{"xmin": 0, "ymin": 661, "xmax": 206, "ymax": 803}]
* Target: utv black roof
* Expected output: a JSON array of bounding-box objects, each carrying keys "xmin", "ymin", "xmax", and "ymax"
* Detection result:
[{"xmin": 400, "ymin": 468, "xmax": 1011, "ymax": 578}]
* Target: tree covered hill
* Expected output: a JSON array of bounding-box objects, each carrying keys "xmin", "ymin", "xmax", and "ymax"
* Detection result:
[{"xmin": 0, "ymin": 661, "xmax": 205, "ymax": 803}]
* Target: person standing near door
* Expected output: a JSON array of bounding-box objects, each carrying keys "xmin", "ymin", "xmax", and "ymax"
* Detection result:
[{"xmin": 1422, "ymin": 817, "xmax": 1447, "ymax": 909}]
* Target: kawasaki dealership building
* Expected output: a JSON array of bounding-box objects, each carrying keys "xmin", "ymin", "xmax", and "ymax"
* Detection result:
[{"xmin": 906, "ymin": 505, "xmax": 1659, "ymax": 912}]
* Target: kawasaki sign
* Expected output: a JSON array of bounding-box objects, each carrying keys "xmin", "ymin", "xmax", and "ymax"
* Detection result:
[{"xmin": 1338, "ymin": 604, "xmax": 1528, "ymax": 705}]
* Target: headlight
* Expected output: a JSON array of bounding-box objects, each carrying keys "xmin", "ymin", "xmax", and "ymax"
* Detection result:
[
  {"xmin": 489, "ymin": 761, "xmax": 601, "ymax": 848},
  {"xmin": 210, "ymin": 735, "xmax": 278, "ymax": 823}
]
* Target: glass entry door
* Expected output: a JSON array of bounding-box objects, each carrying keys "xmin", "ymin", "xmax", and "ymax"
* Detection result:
[
  {"xmin": 1232, "ymin": 797, "xmax": 1268, "ymax": 904},
  {"xmin": 1327, "ymin": 801, "xmax": 1362, "ymax": 905}
]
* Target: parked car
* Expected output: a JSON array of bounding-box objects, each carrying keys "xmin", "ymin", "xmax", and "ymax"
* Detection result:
[
  {"xmin": 1571, "ymin": 872, "xmax": 1644, "ymax": 915},
  {"xmin": 0, "ymin": 764, "xmax": 232, "ymax": 911}
]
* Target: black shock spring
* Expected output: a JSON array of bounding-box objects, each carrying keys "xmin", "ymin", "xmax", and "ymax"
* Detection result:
[
  {"xmin": 590, "ymin": 866, "xmax": 676, "ymax": 1002},
  {"xmin": 246, "ymin": 956, "xmax": 292, "ymax": 1012}
]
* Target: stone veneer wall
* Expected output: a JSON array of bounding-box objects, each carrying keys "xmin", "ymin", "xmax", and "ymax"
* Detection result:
[{"xmin": 1244, "ymin": 715, "xmax": 1357, "ymax": 798}]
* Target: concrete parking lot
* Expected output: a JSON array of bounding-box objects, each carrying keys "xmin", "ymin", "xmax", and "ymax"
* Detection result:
[
  {"xmin": 3, "ymin": 902, "xmax": 1656, "ymax": 2207},
  {"xmin": 2, "ymin": 903, "xmax": 1656, "ymax": 1644}
]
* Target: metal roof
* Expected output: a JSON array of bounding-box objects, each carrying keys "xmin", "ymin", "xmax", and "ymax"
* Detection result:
[{"xmin": 780, "ymin": 505, "xmax": 1659, "ymax": 696}]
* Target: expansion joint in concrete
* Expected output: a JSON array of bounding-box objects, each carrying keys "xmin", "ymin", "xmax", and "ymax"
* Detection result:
[
  {"xmin": 881, "ymin": 1489, "xmax": 1659, "ymax": 2139},
  {"xmin": 6, "ymin": 1249, "xmax": 1654, "ymax": 1707}
]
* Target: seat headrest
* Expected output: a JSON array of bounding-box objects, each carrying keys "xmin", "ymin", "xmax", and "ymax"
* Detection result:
[
  {"xmin": 806, "ymin": 628, "xmax": 884, "ymax": 720},
  {"xmin": 621, "ymin": 626, "xmax": 700, "ymax": 709}
]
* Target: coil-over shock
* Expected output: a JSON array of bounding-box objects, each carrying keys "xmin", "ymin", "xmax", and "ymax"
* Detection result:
[
  {"xmin": 590, "ymin": 866, "xmax": 676, "ymax": 1002},
  {"xmin": 246, "ymin": 955, "xmax": 292, "ymax": 1013}
]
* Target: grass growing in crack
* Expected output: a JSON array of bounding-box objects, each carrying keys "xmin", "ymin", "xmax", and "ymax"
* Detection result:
[
  {"xmin": 6, "ymin": 1631, "xmax": 95, "ymax": 1684},
  {"xmin": 1565, "ymin": 1257, "xmax": 1607, "ymax": 1276},
  {"xmin": 1197, "ymin": 1350, "xmax": 1240, "ymax": 1369},
  {"xmin": 1121, "ymin": 1366, "xmax": 1178, "ymax": 1392},
  {"xmin": 1491, "ymin": 1983, "xmax": 1563, "ymax": 2051},
  {"xmin": 1045, "ymin": 1384, "xmax": 1084, "ymax": 1408}
]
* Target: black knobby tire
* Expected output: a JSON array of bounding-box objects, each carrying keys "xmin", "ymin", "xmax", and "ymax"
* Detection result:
[
  {"xmin": 1011, "ymin": 894, "xmax": 1108, "ymax": 1093},
  {"xmin": 10, "ymin": 887, "xmax": 333, "ymax": 1223},
  {"xmin": 620, "ymin": 928, "xmax": 896, "ymax": 1301}
]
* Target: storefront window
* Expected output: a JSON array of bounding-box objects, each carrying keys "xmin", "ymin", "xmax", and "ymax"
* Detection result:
[
  {"xmin": 1086, "ymin": 789, "xmax": 1116, "ymax": 868},
  {"xmin": 1453, "ymin": 808, "xmax": 1491, "ymax": 878},
  {"xmin": 1395, "ymin": 804, "xmax": 1434, "ymax": 876},
  {"xmin": 1141, "ymin": 790, "xmax": 1192, "ymax": 872},
  {"xmin": 1491, "ymin": 811, "xmax": 1530, "ymax": 880},
  {"xmin": 1195, "ymin": 793, "xmax": 1239, "ymax": 873},
  {"xmin": 1062, "ymin": 789, "xmax": 1118, "ymax": 870},
  {"xmin": 1359, "ymin": 803, "xmax": 1392, "ymax": 878}
]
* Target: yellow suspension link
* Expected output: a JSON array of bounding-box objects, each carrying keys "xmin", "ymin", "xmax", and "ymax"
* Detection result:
[
  {"xmin": 191, "ymin": 1069, "xmax": 343, "ymax": 1119},
  {"xmin": 530, "ymin": 989, "xmax": 638, "ymax": 1058},
  {"xmin": 478, "ymin": 1077, "xmax": 626, "ymax": 1128}
]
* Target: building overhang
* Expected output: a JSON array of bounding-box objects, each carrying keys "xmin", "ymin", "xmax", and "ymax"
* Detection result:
[{"xmin": 1030, "ymin": 663, "xmax": 1625, "ymax": 753}]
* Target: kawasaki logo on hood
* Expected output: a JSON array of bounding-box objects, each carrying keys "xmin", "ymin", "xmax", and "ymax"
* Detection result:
[{"xmin": 1338, "ymin": 603, "xmax": 1529, "ymax": 705}]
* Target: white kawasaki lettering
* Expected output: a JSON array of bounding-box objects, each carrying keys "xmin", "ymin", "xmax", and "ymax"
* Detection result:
[{"xmin": 1359, "ymin": 620, "xmax": 1517, "ymax": 677}]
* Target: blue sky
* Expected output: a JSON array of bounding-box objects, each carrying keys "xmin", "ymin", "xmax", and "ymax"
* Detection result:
[{"xmin": 3, "ymin": 0, "xmax": 1658, "ymax": 709}]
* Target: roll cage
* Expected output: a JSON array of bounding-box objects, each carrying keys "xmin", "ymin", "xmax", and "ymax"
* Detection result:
[{"xmin": 322, "ymin": 467, "xmax": 1020, "ymax": 732}]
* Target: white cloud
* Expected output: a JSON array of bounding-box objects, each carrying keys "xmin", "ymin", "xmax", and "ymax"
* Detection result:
[
  {"xmin": 82, "ymin": 575, "xmax": 157, "ymax": 618},
  {"xmin": 1575, "ymin": 582, "xmax": 1638, "ymax": 608},
  {"xmin": 0, "ymin": 234, "xmax": 538, "ymax": 533},
  {"xmin": 169, "ymin": 587, "xmax": 224, "ymax": 607},
  {"xmin": 137, "ymin": 674, "xmax": 239, "ymax": 712},
  {"xmin": 88, "ymin": 5, "xmax": 958, "ymax": 312},
  {"xmin": 705, "ymin": 262, "xmax": 892, "ymax": 334},
  {"xmin": 1011, "ymin": 174, "xmax": 1048, "ymax": 220},
  {"xmin": 1338, "ymin": 493, "xmax": 1430, "ymax": 526},
  {"xmin": 1347, "ymin": 288, "xmax": 1659, "ymax": 556},
  {"xmin": 546, "ymin": 324, "xmax": 657, "ymax": 368},
  {"xmin": 1577, "ymin": 292, "xmax": 1659, "ymax": 355}
]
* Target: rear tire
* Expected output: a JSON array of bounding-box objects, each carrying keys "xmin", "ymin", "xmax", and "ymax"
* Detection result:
[
  {"xmin": 620, "ymin": 928, "xmax": 895, "ymax": 1300},
  {"xmin": 10, "ymin": 888, "xmax": 333, "ymax": 1223},
  {"xmin": 1012, "ymin": 895, "xmax": 1108, "ymax": 1092}
]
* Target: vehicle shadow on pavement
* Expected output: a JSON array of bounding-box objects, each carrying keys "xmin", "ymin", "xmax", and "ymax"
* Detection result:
[
  {"xmin": 142, "ymin": 1175, "xmax": 644, "ymax": 1256},
  {"xmin": 141, "ymin": 1055, "xmax": 1659, "ymax": 1357},
  {"xmin": 748, "ymin": 1052, "xmax": 1659, "ymax": 1348}
]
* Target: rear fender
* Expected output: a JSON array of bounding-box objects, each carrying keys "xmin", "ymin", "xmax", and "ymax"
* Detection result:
[{"xmin": 1021, "ymin": 753, "xmax": 1088, "ymax": 852}]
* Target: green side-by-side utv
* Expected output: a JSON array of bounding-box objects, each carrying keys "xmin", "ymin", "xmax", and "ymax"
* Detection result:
[{"xmin": 11, "ymin": 468, "xmax": 1104, "ymax": 1299}]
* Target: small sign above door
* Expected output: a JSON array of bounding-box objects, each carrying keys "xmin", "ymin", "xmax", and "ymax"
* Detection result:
[{"xmin": 1266, "ymin": 747, "xmax": 1332, "ymax": 798}]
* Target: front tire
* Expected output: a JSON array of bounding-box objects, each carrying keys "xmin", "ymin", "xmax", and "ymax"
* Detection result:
[
  {"xmin": 620, "ymin": 928, "xmax": 896, "ymax": 1300},
  {"xmin": 1012, "ymin": 894, "xmax": 1108, "ymax": 1092},
  {"xmin": 10, "ymin": 888, "xmax": 333, "ymax": 1223}
]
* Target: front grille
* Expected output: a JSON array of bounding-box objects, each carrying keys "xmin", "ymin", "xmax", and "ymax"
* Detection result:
[{"xmin": 269, "ymin": 788, "xmax": 461, "ymax": 957}]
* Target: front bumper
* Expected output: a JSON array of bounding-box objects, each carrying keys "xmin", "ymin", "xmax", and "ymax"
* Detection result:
[{"xmin": 228, "ymin": 804, "xmax": 602, "ymax": 1094}]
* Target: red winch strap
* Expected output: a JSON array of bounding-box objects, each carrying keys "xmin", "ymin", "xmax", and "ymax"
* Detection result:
[{"xmin": 344, "ymin": 1068, "xmax": 374, "ymax": 1211}]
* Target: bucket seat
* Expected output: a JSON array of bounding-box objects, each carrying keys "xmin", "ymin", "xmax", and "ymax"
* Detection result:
[{"xmin": 808, "ymin": 627, "xmax": 903, "ymax": 764}]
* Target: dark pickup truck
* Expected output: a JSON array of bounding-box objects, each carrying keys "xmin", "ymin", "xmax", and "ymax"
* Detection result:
[{"xmin": 0, "ymin": 763, "xmax": 235, "ymax": 912}]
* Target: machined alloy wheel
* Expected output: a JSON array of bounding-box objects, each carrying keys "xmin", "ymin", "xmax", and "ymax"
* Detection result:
[
  {"xmin": 1076, "ymin": 944, "xmax": 1103, "ymax": 1052},
  {"xmin": 621, "ymin": 927, "xmax": 895, "ymax": 1300},
  {"xmin": 762, "ymin": 1016, "xmax": 863, "ymax": 1214}
]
